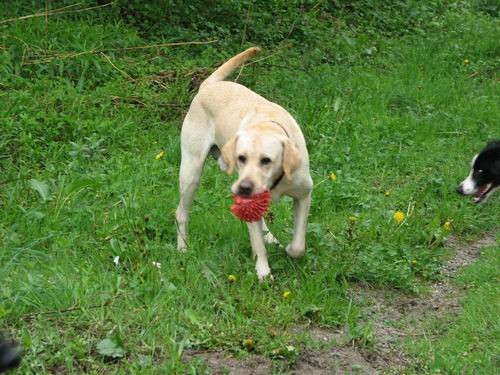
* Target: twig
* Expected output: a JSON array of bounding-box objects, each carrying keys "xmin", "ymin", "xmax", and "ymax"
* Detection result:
[
  {"xmin": 310, "ymin": 0, "xmax": 326, "ymax": 13},
  {"xmin": 1, "ymin": 34, "xmax": 31, "ymax": 49},
  {"xmin": 244, "ymin": 43, "xmax": 293, "ymax": 67},
  {"xmin": 44, "ymin": 0, "xmax": 49, "ymax": 39},
  {"xmin": 234, "ymin": 64, "xmax": 245, "ymax": 82},
  {"xmin": 101, "ymin": 52, "xmax": 131, "ymax": 79},
  {"xmin": 99, "ymin": 39, "xmax": 219, "ymax": 53},
  {"xmin": 233, "ymin": 44, "xmax": 296, "ymax": 82},
  {"xmin": 20, "ymin": 299, "xmax": 114, "ymax": 320},
  {"xmin": 0, "ymin": 2, "xmax": 113, "ymax": 25},
  {"xmin": 240, "ymin": 2, "xmax": 252, "ymax": 47},
  {"xmin": 23, "ymin": 39, "xmax": 219, "ymax": 65}
]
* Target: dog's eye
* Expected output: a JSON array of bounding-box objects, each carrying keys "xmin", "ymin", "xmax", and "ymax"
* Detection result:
[
  {"xmin": 238, "ymin": 155, "xmax": 247, "ymax": 163},
  {"xmin": 478, "ymin": 169, "xmax": 483, "ymax": 173},
  {"xmin": 261, "ymin": 157, "xmax": 271, "ymax": 165}
]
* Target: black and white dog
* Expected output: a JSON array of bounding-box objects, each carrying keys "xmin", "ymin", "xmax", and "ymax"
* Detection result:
[{"xmin": 456, "ymin": 140, "xmax": 500, "ymax": 203}]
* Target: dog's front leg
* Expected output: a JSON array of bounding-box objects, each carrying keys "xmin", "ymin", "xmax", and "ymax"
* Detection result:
[
  {"xmin": 247, "ymin": 221, "xmax": 271, "ymax": 281},
  {"xmin": 286, "ymin": 192, "xmax": 311, "ymax": 258}
]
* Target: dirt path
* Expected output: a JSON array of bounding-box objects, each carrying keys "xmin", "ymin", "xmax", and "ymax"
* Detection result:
[{"xmin": 184, "ymin": 233, "xmax": 496, "ymax": 374}]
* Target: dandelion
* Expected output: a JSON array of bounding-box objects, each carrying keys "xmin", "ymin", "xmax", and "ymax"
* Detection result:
[
  {"xmin": 155, "ymin": 150, "xmax": 165, "ymax": 160},
  {"xmin": 282, "ymin": 290, "xmax": 291, "ymax": 299},
  {"xmin": 348, "ymin": 216, "xmax": 357, "ymax": 225},
  {"xmin": 393, "ymin": 210, "xmax": 405, "ymax": 224},
  {"xmin": 463, "ymin": 59, "xmax": 470, "ymax": 65},
  {"xmin": 329, "ymin": 172, "xmax": 337, "ymax": 182},
  {"xmin": 227, "ymin": 274, "xmax": 237, "ymax": 283},
  {"xmin": 243, "ymin": 338, "xmax": 254, "ymax": 350},
  {"xmin": 443, "ymin": 221, "xmax": 452, "ymax": 231},
  {"xmin": 152, "ymin": 261, "xmax": 161, "ymax": 269},
  {"xmin": 384, "ymin": 191, "xmax": 392, "ymax": 197}
]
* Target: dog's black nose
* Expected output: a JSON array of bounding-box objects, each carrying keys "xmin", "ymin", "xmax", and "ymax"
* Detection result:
[
  {"xmin": 238, "ymin": 180, "xmax": 254, "ymax": 196},
  {"xmin": 456, "ymin": 185, "xmax": 464, "ymax": 195}
]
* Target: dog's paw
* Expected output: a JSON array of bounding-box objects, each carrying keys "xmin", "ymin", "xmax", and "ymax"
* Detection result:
[
  {"xmin": 263, "ymin": 232, "xmax": 280, "ymax": 245},
  {"xmin": 257, "ymin": 272, "xmax": 274, "ymax": 283},
  {"xmin": 177, "ymin": 241, "xmax": 188, "ymax": 253},
  {"xmin": 256, "ymin": 261, "xmax": 271, "ymax": 282},
  {"xmin": 286, "ymin": 244, "xmax": 305, "ymax": 258}
]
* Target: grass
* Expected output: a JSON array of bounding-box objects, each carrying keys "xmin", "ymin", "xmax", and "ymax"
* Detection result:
[
  {"xmin": 412, "ymin": 241, "xmax": 500, "ymax": 374},
  {"xmin": 0, "ymin": 1, "xmax": 499, "ymax": 373}
]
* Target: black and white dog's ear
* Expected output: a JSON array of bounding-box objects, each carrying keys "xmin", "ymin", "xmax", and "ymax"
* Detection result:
[
  {"xmin": 488, "ymin": 140, "xmax": 500, "ymax": 173},
  {"xmin": 493, "ymin": 159, "xmax": 500, "ymax": 174}
]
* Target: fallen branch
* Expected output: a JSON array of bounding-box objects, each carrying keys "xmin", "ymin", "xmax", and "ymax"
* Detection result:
[
  {"xmin": 101, "ymin": 52, "xmax": 131, "ymax": 79},
  {"xmin": 20, "ymin": 298, "xmax": 115, "ymax": 320},
  {"xmin": 23, "ymin": 39, "xmax": 219, "ymax": 65},
  {"xmin": 0, "ymin": 2, "xmax": 114, "ymax": 25},
  {"xmin": 244, "ymin": 43, "xmax": 293, "ymax": 67}
]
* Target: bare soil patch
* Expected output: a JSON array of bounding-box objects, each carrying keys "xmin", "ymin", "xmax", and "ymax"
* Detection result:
[{"xmin": 184, "ymin": 350, "xmax": 272, "ymax": 375}]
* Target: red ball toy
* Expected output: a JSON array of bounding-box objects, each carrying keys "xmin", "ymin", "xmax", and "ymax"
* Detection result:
[{"xmin": 231, "ymin": 191, "xmax": 271, "ymax": 222}]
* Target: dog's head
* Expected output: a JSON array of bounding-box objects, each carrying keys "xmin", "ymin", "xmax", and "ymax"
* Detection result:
[
  {"xmin": 456, "ymin": 140, "xmax": 500, "ymax": 203},
  {"xmin": 222, "ymin": 125, "xmax": 300, "ymax": 196}
]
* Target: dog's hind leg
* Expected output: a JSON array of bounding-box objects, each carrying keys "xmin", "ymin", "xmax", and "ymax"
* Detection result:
[
  {"xmin": 286, "ymin": 192, "xmax": 311, "ymax": 258},
  {"xmin": 176, "ymin": 116, "xmax": 211, "ymax": 251},
  {"xmin": 176, "ymin": 154, "xmax": 206, "ymax": 251}
]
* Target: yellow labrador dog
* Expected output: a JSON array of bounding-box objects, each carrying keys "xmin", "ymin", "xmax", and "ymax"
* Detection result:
[{"xmin": 176, "ymin": 47, "xmax": 312, "ymax": 281}]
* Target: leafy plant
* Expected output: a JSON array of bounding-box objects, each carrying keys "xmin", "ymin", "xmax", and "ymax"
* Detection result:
[{"xmin": 96, "ymin": 331, "xmax": 126, "ymax": 359}]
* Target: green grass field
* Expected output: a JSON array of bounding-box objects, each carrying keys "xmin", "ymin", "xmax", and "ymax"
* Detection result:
[
  {"xmin": 411, "ymin": 245, "xmax": 499, "ymax": 374},
  {"xmin": 1, "ymin": 1, "xmax": 499, "ymax": 373}
]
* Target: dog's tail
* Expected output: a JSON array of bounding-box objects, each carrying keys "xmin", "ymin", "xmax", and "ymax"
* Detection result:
[{"xmin": 201, "ymin": 47, "xmax": 261, "ymax": 87}]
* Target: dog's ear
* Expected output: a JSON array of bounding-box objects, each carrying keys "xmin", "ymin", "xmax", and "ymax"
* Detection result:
[
  {"xmin": 493, "ymin": 159, "xmax": 500, "ymax": 174},
  {"xmin": 282, "ymin": 139, "xmax": 300, "ymax": 180},
  {"xmin": 222, "ymin": 136, "xmax": 238, "ymax": 175}
]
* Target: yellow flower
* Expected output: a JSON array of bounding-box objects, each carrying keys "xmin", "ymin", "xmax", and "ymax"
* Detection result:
[
  {"xmin": 282, "ymin": 290, "xmax": 291, "ymax": 299},
  {"xmin": 393, "ymin": 211, "xmax": 405, "ymax": 224},
  {"xmin": 155, "ymin": 150, "xmax": 165, "ymax": 160},
  {"xmin": 463, "ymin": 59, "xmax": 470, "ymax": 65},
  {"xmin": 443, "ymin": 221, "xmax": 452, "ymax": 231},
  {"xmin": 329, "ymin": 172, "xmax": 337, "ymax": 182},
  {"xmin": 348, "ymin": 216, "xmax": 357, "ymax": 225},
  {"xmin": 243, "ymin": 338, "xmax": 254, "ymax": 349},
  {"xmin": 227, "ymin": 274, "xmax": 237, "ymax": 283},
  {"xmin": 411, "ymin": 259, "xmax": 417, "ymax": 265},
  {"xmin": 384, "ymin": 191, "xmax": 392, "ymax": 197}
]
